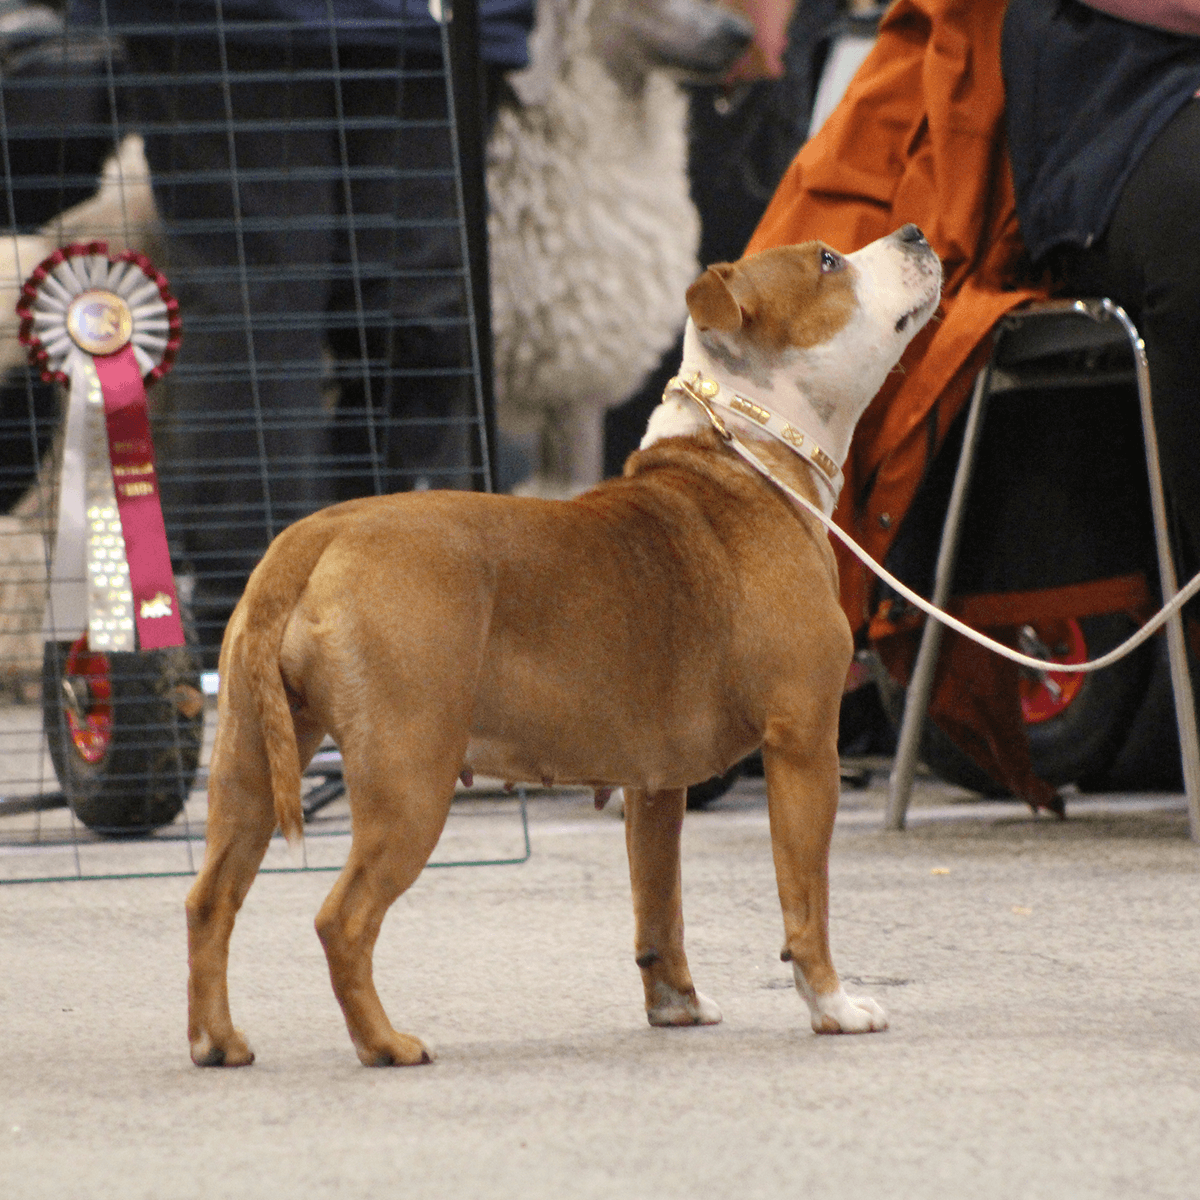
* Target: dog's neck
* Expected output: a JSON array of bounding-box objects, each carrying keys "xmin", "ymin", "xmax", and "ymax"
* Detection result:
[{"xmin": 641, "ymin": 321, "xmax": 850, "ymax": 516}]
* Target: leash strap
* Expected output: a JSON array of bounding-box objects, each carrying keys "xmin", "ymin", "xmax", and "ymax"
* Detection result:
[{"xmin": 676, "ymin": 381, "xmax": 1200, "ymax": 675}]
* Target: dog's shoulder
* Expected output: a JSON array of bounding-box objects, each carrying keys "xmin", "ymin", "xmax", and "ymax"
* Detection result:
[
  {"xmin": 623, "ymin": 431, "xmax": 805, "ymax": 519},
  {"xmin": 622, "ymin": 428, "xmax": 735, "ymax": 481},
  {"xmin": 624, "ymin": 431, "xmax": 842, "ymax": 590}
]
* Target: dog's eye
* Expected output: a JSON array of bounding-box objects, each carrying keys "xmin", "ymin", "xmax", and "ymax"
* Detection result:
[{"xmin": 820, "ymin": 249, "xmax": 843, "ymax": 273}]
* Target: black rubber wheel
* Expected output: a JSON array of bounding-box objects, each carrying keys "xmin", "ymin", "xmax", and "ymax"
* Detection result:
[
  {"xmin": 917, "ymin": 613, "xmax": 1154, "ymax": 794},
  {"xmin": 686, "ymin": 759, "xmax": 745, "ymax": 810},
  {"xmin": 42, "ymin": 636, "xmax": 205, "ymax": 836},
  {"xmin": 1078, "ymin": 633, "xmax": 1185, "ymax": 793}
]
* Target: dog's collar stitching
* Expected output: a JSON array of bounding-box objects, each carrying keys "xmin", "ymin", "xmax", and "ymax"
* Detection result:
[{"xmin": 666, "ymin": 370, "xmax": 845, "ymax": 501}]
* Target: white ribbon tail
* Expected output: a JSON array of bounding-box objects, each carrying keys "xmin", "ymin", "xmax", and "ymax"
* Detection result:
[{"xmin": 42, "ymin": 352, "xmax": 92, "ymax": 642}]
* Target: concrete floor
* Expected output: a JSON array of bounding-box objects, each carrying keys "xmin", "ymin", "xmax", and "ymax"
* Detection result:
[{"xmin": 3, "ymin": 760, "xmax": 1199, "ymax": 1200}]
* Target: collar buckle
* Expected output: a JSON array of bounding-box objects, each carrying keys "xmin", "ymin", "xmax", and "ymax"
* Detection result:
[{"xmin": 670, "ymin": 371, "xmax": 733, "ymax": 443}]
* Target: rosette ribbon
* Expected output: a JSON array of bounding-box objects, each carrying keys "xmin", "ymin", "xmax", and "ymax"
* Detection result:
[{"xmin": 18, "ymin": 242, "xmax": 184, "ymax": 652}]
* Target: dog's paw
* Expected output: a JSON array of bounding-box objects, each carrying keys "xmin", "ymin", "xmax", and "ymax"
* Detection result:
[
  {"xmin": 647, "ymin": 983, "xmax": 723, "ymax": 1027},
  {"xmin": 190, "ymin": 1029, "xmax": 255, "ymax": 1067},
  {"xmin": 353, "ymin": 1031, "xmax": 436, "ymax": 1067},
  {"xmin": 797, "ymin": 977, "xmax": 888, "ymax": 1034}
]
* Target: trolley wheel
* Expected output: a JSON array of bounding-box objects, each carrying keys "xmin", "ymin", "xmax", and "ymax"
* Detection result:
[
  {"xmin": 42, "ymin": 636, "xmax": 205, "ymax": 836},
  {"xmin": 919, "ymin": 613, "xmax": 1154, "ymax": 794}
]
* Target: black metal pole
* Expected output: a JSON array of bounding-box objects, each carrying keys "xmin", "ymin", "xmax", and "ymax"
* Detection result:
[{"xmin": 447, "ymin": 0, "xmax": 497, "ymax": 492}]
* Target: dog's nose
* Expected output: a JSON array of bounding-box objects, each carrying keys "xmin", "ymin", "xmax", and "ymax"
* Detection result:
[{"xmin": 897, "ymin": 223, "xmax": 927, "ymax": 245}]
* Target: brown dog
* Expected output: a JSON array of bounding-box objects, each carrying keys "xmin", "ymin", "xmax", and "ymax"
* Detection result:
[{"xmin": 186, "ymin": 225, "xmax": 941, "ymax": 1067}]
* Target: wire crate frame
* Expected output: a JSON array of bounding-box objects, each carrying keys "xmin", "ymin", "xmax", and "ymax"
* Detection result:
[{"xmin": 0, "ymin": 1, "xmax": 530, "ymax": 882}]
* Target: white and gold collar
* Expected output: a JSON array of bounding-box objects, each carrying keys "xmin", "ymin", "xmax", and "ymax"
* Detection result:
[{"xmin": 665, "ymin": 369, "xmax": 845, "ymax": 503}]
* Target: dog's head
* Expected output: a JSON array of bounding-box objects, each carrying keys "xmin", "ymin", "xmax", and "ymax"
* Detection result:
[
  {"xmin": 591, "ymin": 0, "xmax": 754, "ymax": 92},
  {"xmin": 685, "ymin": 225, "xmax": 942, "ymax": 433}
]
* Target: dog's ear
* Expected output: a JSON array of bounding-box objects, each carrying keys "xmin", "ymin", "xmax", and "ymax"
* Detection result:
[{"xmin": 686, "ymin": 263, "xmax": 745, "ymax": 332}]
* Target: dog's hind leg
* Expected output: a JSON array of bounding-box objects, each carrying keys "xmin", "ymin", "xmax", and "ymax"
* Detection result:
[
  {"xmin": 623, "ymin": 787, "xmax": 722, "ymax": 1027},
  {"xmin": 762, "ymin": 740, "xmax": 887, "ymax": 1034},
  {"xmin": 186, "ymin": 709, "xmax": 326, "ymax": 1067},
  {"xmin": 314, "ymin": 742, "xmax": 460, "ymax": 1066}
]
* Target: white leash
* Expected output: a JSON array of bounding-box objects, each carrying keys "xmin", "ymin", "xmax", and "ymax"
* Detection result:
[{"xmin": 672, "ymin": 373, "xmax": 1200, "ymax": 676}]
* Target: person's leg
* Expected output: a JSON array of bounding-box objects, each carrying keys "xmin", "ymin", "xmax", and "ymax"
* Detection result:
[
  {"xmin": 1054, "ymin": 98, "xmax": 1200, "ymax": 578},
  {"xmin": 330, "ymin": 46, "xmax": 490, "ymax": 498},
  {"xmin": 126, "ymin": 35, "xmax": 337, "ymax": 659}
]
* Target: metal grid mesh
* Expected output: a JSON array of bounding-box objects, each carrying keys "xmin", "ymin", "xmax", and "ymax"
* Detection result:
[{"xmin": 0, "ymin": 1, "xmax": 518, "ymax": 879}]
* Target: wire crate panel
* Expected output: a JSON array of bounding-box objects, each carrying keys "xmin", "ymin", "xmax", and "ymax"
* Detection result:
[
  {"xmin": 0, "ymin": 2, "xmax": 503, "ymax": 877},
  {"xmin": 0, "ymin": 701, "xmax": 530, "ymax": 883}
]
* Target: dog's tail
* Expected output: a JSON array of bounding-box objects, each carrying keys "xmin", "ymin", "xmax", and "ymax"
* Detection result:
[{"xmin": 234, "ymin": 518, "xmax": 340, "ymax": 848}]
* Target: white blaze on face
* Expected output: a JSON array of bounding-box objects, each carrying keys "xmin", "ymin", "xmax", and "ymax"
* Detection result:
[
  {"xmin": 783, "ymin": 232, "xmax": 942, "ymax": 444},
  {"xmin": 850, "ymin": 232, "xmax": 942, "ymax": 351}
]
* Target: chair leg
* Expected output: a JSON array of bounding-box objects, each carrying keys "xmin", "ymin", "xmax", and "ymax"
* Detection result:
[
  {"xmin": 885, "ymin": 365, "xmax": 993, "ymax": 829},
  {"xmin": 1113, "ymin": 303, "xmax": 1200, "ymax": 841}
]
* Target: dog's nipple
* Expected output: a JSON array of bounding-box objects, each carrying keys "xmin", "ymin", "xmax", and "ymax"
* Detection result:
[
  {"xmin": 459, "ymin": 769, "xmax": 474, "ymax": 788},
  {"xmin": 594, "ymin": 787, "xmax": 613, "ymax": 810}
]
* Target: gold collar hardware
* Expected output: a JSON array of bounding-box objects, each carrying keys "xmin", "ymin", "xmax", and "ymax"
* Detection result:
[
  {"xmin": 665, "ymin": 369, "xmax": 844, "ymax": 500},
  {"xmin": 670, "ymin": 371, "xmax": 733, "ymax": 443}
]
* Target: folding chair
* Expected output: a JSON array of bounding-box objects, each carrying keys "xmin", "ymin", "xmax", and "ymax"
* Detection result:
[{"xmin": 884, "ymin": 299, "xmax": 1200, "ymax": 840}]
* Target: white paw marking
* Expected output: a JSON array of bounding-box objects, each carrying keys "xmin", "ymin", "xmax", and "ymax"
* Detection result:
[
  {"xmin": 647, "ymin": 983, "xmax": 723, "ymax": 1027},
  {"xmin": 190, "ymin": 1032, "xmax": 215, "ymax": 1062},
  {"xmin": 793, "ymin": 968, "xmax": 888, "ymax": 1034},
  {"xmin": 190, "ymin": 1028, "xmax": 254, "ymax": 1066}
]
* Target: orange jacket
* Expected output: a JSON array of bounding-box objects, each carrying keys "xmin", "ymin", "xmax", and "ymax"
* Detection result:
[
  {"xmin": 748, "ymin": 0, "xmax": 1045, "ymax": 630},
  {"xmin": 746, "ymin": 0, "xmax": 1080, "ymax": 803}
]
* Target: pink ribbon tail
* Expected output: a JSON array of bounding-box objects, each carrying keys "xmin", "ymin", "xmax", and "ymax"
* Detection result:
[{"xmin": 93, "ymin": 343, "xmax": 185, "ymax": 650}]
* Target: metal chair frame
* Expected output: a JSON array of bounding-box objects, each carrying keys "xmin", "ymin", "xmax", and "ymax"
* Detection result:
[{"xmin": 884, "ymin": 299, "xmax": 1200, "ymax": 840}]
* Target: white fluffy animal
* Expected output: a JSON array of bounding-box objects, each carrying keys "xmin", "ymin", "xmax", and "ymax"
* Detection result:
[{"xmin": 487, "ymin": 0, "xmax": 752, "ymax": 493}]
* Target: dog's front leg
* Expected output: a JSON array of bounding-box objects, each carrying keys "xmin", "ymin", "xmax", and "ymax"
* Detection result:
[
  {"xmin": 623, "ymin": 787, "xmax": 722, "ymax": 1027},
  {"xmin": 763, "ymin": 742, "xmax": 887, "ymax": 1034}
]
